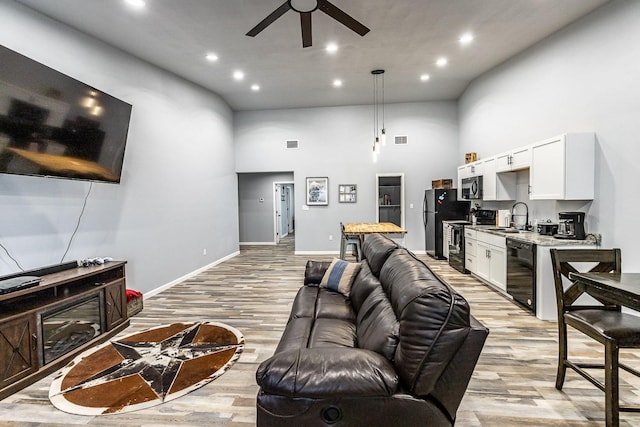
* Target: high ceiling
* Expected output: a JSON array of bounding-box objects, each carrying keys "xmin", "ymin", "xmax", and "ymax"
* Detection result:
[{"xmin": 14, "ymin": 0, "xmax": 611, "ymax": 111}]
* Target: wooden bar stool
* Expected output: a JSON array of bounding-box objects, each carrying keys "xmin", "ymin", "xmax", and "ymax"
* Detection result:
[
  {"xmin": 550, "ymin": 248, "xmax": 640, "ymax": 427},
  {"xmin": 339, "ymin": 222, "xmax": 361, "ymax": 261}
]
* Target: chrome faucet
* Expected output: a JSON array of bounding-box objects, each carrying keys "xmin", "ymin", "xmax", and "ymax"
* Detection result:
[{"xmin": 511, "ymin": 202, "xmax": 529, "ymax": 229}]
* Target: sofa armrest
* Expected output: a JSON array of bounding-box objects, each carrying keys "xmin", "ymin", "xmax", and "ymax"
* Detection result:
[
  {"xmin": 256, "ymin": 348, "xmax": 399, "ymax": 398},
  {"xmin": 303, "ymin": 260, "xmax": 332, "ymax": 286}
]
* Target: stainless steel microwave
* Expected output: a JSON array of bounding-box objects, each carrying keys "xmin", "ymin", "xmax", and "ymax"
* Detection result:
[{"xmin": 461, "ymin": 176, "xmax": 483, "ymax": 199}]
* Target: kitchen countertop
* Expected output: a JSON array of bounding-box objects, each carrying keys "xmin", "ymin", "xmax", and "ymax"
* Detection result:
[{"xmin": 465, "ymin": 225, "xmax": 599, "ymax": 246}]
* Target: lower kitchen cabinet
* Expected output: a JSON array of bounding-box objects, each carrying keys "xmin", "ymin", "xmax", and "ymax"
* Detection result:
[
  {"xmin": 464, "ymin": 228, "xmax": 477, "ymax": 273},
  {"xmin": 475, "ymin": 231, "xmax": 507, "ymax": 291}
]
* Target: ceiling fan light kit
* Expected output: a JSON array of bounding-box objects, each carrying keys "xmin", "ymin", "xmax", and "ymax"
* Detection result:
[{"xmin": 246, "ymin": 0, "xmax": 370, "ymax": 48}]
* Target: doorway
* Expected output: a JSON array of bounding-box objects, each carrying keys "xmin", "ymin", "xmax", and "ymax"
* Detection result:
[{"xmin": 274, "ymin": 181, "xmax": 295, "ymax": 244}]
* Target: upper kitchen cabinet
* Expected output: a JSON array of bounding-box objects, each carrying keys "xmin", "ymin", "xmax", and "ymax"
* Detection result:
[
  {"xmin": 480, "ymin": 157, "xmax": 516, "ymax": 201},
  {"xmin": 376, "ymin": 173, "xmax": 405, "ymax": 227},
  {"xmin": 495, "ymin": 146, "xmax": 531, "ymax": 172},
  {"xmin": 529, "ymin": 133, "xmax": 595, "ymax": 200},
  {"xmin": 457, "ymin": 161, "xmax": 483, "ymax": 179}
]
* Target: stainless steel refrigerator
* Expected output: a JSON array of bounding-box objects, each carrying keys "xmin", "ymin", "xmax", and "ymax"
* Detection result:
[{"xmin": 423, "ymin": 189, "xmax": 470, "ymax": 259}]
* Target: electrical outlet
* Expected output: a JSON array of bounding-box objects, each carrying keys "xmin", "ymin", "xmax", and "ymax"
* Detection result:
[
  {"xmin": 203, "ymin": 248, "xmax": 207, "ymax": 255},
  {"xmin": 329, "ymin": 235, "xmax": 333, "ymax": 241}
]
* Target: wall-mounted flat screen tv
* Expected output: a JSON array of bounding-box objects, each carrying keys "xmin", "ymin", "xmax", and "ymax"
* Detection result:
[{"xmin": 0, "ymin": 44, "xmax": 132, "ymax": 183}]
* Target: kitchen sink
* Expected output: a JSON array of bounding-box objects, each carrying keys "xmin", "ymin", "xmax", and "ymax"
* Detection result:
[{"xmin": 485, "ymin": 227, "xmax": 522, "ymax": 233}]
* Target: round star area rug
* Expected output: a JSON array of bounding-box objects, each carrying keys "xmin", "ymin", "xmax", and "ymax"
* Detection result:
[{"xmin": 49, "ymin": 321, "xmax": 244, "ymax": 415}]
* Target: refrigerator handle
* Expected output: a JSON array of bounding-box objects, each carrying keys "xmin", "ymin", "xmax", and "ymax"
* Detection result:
[{"xmin": 422, "ymin": 194, "xmax": 427, "ymax": 226}]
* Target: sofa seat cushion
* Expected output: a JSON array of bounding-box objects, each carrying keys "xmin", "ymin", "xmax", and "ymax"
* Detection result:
[
  {"xmin": 276, "ymin": 317, "xmax": 357, "ymax": 353},
  {"xmin": 256, "ymin": 348, "xmax": 399, "ymax": 398},
  {"xmin": 289, "ymin": 286, "xmax": 356, "ymax": 322}
]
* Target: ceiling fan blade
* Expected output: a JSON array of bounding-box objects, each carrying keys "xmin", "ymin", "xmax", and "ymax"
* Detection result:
[
  {"xmin": 300, "ymin": 12, "xmax": 312, "ymax": 47},
  {"xmin": 246, "ymin": 1, "xmax": 292, "ymax": 37},
  {"xmin": 318, "ymin": 0, "xmax": 370, "ymax": 37}
]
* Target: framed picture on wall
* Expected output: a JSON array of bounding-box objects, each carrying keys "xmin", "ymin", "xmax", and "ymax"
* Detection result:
[
  {"xmin": 339, "ymin": 184, "xmax": 357, "ymax": 203},
  {"xmin": 306, "ymin": 177, "xmax": 328, "ymax": 205}
]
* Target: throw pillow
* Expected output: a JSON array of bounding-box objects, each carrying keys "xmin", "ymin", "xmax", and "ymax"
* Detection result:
[{"xmin": 320, "ymin": 258, "xmax": 361, "ymax": 297}]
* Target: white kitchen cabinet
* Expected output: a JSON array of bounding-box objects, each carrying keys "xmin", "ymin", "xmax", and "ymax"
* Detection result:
[
  {"xmin": 464, "ymin": 228, "xmax": 477, "ymax": 273},
  {"xmin": 480, "ymin": 157, "xmax": 516, "ymax": 201},
  {"xmin": 529, "ymin": 133, "xmax": 595, "ymax": 200},
  {"xmin": 475, "ymin": 231, "xmax": 507, "ymax": 291},
  {"xmin": 495, "ymin": 146, "xmax": 531, "ymax": 172}
]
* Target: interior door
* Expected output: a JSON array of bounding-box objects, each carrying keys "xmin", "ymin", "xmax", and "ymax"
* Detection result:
[{"xmin": 274, "ymin": 185, "xmax": 282, "ymax": 243}]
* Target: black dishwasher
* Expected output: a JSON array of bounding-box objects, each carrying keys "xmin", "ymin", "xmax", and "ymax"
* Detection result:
[{"xmin": 506, "ymin": 238, "xmax": 536, "ymax": 313}]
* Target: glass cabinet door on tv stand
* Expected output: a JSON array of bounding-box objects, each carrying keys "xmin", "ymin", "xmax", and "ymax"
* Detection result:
[{"xmin": 376, "ymin": 173, "xmax": 404, "ymax": 228}]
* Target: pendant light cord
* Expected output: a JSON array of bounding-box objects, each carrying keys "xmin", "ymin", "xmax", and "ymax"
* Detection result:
[{"xmin": 381, "ymin": 72, "xmax": 385, "ymax": 130}]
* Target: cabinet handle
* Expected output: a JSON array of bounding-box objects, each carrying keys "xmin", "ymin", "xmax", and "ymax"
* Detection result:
[
  {"xmin": 32, "ymin": 333, "xmax": 37, "ymax": 351},
  {"xmin": 508, "ymin": 155, "xmax": 512, "ymax": 165}
]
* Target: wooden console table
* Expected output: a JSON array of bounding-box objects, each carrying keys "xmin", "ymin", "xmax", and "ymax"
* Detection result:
[{"xmin": 0, "ymin": 261, "xmax": 129, "ymax": 400}]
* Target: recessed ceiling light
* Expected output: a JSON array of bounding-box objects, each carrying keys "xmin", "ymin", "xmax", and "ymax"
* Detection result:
[
  {"xmin": 333, "ymin": 79, "xmax": 343, "ymax": 87},
  {"xmin": 420, "ymin": 74, "xmax": 430, "ymax": 82},
  {"xmin": 459, "ymin": 32, "xmax": 474, "ymax": 46},
  {"xmin": 326, "ymin": 43, "xmax": 338, "ymax": 53},
  {"xmin": 205, "ymin": 53, "xmax": 218, "ymax": 62},
  {"xmin": 251, "ymin": 84, "xmax": 260, "ymax": 91},
  {"xmin": 233, "ymin": 70, "xmax": 245, "ymax": 81},
  {"xmin": 436, "ymin": 57, "xmax": 448, "ymax": 67},
  {"xmin": 124, "ymin": 0, "xmax": 146, "ymax": 9}
]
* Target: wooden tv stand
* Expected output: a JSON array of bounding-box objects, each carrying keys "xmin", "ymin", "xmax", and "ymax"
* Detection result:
[{"xmin": 0, "ymin": 261, "xmax": 129, "ymax": 400}]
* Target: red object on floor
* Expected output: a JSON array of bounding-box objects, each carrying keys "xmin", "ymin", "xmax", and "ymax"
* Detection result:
[{"xmin": 126, "ymin": 289, "xmax": 142, "ymax": 302}]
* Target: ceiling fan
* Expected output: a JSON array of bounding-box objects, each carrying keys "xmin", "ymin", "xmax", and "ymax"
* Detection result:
[{"xmin": 246, "ymin": 0, "xmax": 370, "ymax": 48}]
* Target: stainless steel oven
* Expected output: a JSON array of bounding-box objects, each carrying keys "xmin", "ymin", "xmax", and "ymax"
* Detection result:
[{"xmin": 506, "ymin": 238, "xmax": 536, "ymax": 313}]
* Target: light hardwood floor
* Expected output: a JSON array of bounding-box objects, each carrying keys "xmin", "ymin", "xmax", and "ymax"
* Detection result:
[{"xmin": 1, "ymin": 234, "xmax": 640, "ymax": 426}]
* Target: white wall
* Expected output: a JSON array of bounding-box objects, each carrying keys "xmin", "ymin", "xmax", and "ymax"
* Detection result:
[
  {"xmin": 0, "ymin": 3, "xmax": 238, "ymax": 292},
  {"xmin": 235, "ymin": 102, "xmax": 460, "ymax": 253},
  {"xmin": 459, "ymin": 0, "xmax": 640, "ymax": 270}
]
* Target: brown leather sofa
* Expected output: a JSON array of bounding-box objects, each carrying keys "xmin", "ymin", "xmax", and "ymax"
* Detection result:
[{"xmin": 256, "ymin": 234, "xmax": 489, "ymax": 426}]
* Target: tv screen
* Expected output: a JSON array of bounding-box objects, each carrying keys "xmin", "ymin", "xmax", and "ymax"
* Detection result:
[{"xmin": 0, "ymin": 44, "xmax": 132, "ymax": 183}]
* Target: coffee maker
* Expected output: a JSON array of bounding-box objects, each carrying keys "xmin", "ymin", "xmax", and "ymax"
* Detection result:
[{"xmin": 554, "ymin": 211, "xmax": 586, "ymax": 240}]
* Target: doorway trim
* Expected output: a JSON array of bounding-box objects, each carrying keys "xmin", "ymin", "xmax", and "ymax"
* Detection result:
[{"xmin": 273, "ymin": 181, "xmax": 295, "ymax": 244}]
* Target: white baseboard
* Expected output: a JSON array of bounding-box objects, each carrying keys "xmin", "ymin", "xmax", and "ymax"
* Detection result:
[
  {"xmin": 294, "ymin": 251, "xmax": 338, "ymax": 256},
  {"xmin": 145, "ymin": 250, "xmax": 240, "ymax": 299},
  {"xmin": 239, "ymin": 242, "xmax": 276, "ymax": 246}
]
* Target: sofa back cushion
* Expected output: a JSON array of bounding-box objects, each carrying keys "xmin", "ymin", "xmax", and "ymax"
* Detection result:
[
  {"xmin": 349, "ymin": 261, "xmax": 378, "ymax": 312},
  {"xmin": 356, "ymin": 283, "xmax": 399, "ymax": 361},
  {"xmin": 379, "ymin": 249, "xmax": 471, "ymax": 397},
  {"xmin": 361, "ymin": 234, "xmax": 398, "ymax": 277}
]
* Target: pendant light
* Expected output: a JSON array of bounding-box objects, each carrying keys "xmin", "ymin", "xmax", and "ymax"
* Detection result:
[{"xmin": 371, "ymin": 69, "xmax": 385, "ymax": 161}]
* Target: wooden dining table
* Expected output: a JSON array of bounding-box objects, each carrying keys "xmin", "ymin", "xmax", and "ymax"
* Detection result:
[
  {"xmin": 568, "ymin": 272, "xmax": 640, "ymax": 311},
  {"xmin": 343, "ymin": 222, "xmax": 407, "ymax": 236},
  {"xmin": 341, "ymin": 223, "xmax": 407, "ymax": 260}
]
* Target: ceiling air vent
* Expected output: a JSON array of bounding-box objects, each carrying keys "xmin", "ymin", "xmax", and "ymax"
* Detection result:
[
  {"xmin": 286, "ymin": 140, "xmax": 299, "ymax": 149},
  {"xmin": 394, "ymin": 135, "xmax": 408, "ymax": 145}
]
